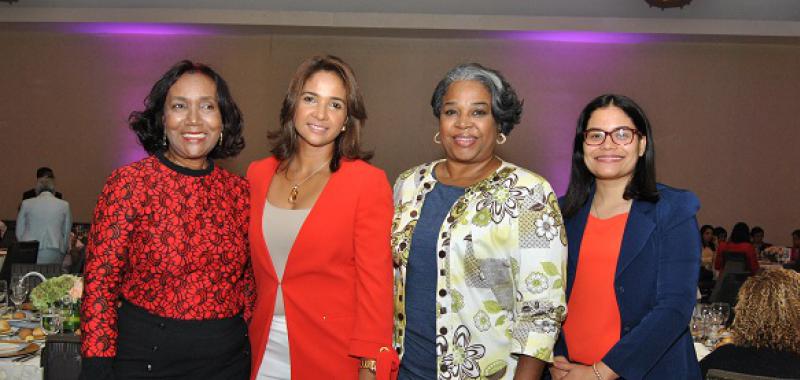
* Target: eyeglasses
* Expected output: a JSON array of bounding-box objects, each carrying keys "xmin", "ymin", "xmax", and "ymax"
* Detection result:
[{"xmin": 583, "ymin": 127, "xmax": 640, "ymax": 146}]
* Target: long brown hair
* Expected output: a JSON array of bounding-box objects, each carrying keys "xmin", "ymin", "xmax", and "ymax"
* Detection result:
[
  {"xmin": 268, "ymin": 55, "xmax": 372, "ymax": 171},
  {"xmin": 731, "ymin": 269, "xmax": 800, "ymax": 354}
]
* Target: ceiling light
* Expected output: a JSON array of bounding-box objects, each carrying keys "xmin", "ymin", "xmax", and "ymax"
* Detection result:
[{"xmin": 645, "ymin": 0, "xmax": 692, "ymax": 9}]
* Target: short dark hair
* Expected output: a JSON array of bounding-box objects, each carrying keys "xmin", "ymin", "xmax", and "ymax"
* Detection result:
[
  {"xmin": 561, "ymin": 94, "xmax": 659, "ymax": 217},
  {"xmin": 36, "ymin": 167, "xmax": 54, "ymax": 179},
  {"xmin": 128, "ymin": 60, "xmax": 245, "ymax": 159},
  {"xmin": 714, "ymin": 226, "xmax": 728, "ymax": 239},
  {"xmin": 792, "ymin": 229, "xmax": 800, "ymax": 238},
  {"xmin": 730, "ymin": 222, "xmax": 751, "ymax": 244},
  {"xmin": 700, "ymin": 225, "xmax": 715, "ymax": 249},
  {"xmin": 268, "ymin": 55, "xmax": 372, "ymax": 172},
  {"xmin": 750, "ymin": 226, "xmax": 765, "ymax": 236},
  {"xmin": 430, "ymin": 63, "xmax": 523, "ymax": 135}
]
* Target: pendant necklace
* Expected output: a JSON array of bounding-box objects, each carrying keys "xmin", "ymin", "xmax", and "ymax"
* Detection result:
[{"xmin": 286, "ymin": 161, "xmax": 329, "ymax": 204}]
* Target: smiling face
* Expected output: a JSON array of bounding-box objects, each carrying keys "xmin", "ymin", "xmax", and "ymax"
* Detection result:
[
  {"xmin": 163, "ymin": 72, "xmax": 222, "ymax": 169},
  {"xmin": 438, "ymin": 80, "xmax": 498, "ymax": 165},
  {"xmin": 293, "ymin": 70, "xmax": 348, "ymax": 153},
  {"xmin": 583, "ymin": 105, "xmax": 646, "ymax": 184}
]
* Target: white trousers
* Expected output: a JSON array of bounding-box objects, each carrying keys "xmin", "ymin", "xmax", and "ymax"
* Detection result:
[{"xmin": 256, "ymin": 314, "xmax": 291, "ymax": 379}]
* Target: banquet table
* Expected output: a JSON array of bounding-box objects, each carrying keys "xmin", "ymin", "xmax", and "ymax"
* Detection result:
[{"xmin": 0, "ymin": 352, "xmax": 42, "ymax": 379}]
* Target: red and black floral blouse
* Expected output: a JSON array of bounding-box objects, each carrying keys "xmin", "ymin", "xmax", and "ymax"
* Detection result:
[{"xmin": 81, "ymin": 153, "xmax": 255, "ymax": 358}]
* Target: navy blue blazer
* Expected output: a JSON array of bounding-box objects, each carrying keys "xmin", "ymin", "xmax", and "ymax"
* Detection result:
[{"xmin": 554, "ymin": 184, "xmax": 702, "ymax": 380}]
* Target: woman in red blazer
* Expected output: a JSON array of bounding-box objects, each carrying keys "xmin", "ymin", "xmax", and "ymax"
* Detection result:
[{"xmin": 247, "ymin": 55, "xmax": 396, "ymax": 380}]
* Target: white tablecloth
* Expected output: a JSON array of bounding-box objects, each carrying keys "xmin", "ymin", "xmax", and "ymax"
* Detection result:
[{"xmin": 0, "ymin": 354, "xmax": 42, "ymax": 380}]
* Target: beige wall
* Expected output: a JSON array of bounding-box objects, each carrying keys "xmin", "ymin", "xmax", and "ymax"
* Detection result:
[{"xmin": 1, "ymin": 27, "xmax": 798, "ymax": 244}]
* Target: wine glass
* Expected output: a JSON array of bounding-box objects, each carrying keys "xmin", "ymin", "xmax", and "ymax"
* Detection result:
[
  {"xmin": 711, "ymin": 302, "xmax": 731, "ymax": 326},
  {"xmin": 9, "ymin": 282, "xmax": 28, "ymax": 314},
  {"xmin": 0, "ymin": 280, "xmax": 7, "ymax": 312}
]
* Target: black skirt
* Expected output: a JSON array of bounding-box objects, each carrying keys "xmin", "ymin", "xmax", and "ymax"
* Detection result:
[{"xmin": 111, "ymin": 300, "xmax": 250, "ymax": 380}]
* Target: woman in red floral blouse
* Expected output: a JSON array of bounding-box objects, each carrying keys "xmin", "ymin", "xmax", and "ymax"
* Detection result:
[{"xmin": 80, "ymin": 60, "xmax": 255, "ymax": 380}]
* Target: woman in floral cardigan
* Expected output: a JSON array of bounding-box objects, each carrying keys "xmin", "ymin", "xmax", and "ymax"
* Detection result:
[{"xmin": 391, "ymin": 63, "xmax": 567, "ymax": 380}]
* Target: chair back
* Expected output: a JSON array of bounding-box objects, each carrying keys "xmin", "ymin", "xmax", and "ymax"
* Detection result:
[
  {"xmin": 709, "ymin": 272, "xmax": 750, "ymax": 306},
  {"xmin": 722, "ymin": 251, "xmax": 748, "ymax": 273},
  {"xmin": 707, "ymin": 368, "xmax": 795, "ymax": 379},
  {"xmin": 0, "ymin": 241, "xmax": 39, "ymax": 284},
  {"xmin": 11, "ymin": 263, "xmax": 63, "ymax": 289},
  {"xmin": 42, "ymin": 333, "xmax": 81, "ymax": 380}
]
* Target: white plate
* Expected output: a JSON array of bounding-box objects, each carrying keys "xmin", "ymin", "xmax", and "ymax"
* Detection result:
[{"xmin": 0, "ymin": 342, "xmax": 27, "ymax": 354}]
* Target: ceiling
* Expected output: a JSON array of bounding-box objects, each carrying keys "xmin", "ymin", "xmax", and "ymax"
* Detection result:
[{"xmin": 2, "ymin": 0, "xmax": 800, "ymax": 37}]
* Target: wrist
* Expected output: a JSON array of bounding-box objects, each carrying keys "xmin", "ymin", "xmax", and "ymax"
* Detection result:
[
  {"xmin": 593, "ymin": 361, "xmax": 618, "ymax": 380},
  {"xmin": 359, "ymin": 358, "xmax": 376, "ymax": 374}
]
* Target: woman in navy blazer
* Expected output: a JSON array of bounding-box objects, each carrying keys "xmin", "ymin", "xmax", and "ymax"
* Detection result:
[{"xmin": 550, "ymin": 94, "xmax": 701, "ymax": 380}]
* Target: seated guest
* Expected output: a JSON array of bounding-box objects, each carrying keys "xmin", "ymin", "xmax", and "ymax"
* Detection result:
[
  {"xmin": 700, "ymin": 224, "xmax": 716, "ymax": 270},
  {"xmin": 713, "ymin": 226, "xmax": 727, "ymax": 244},
  {"xmin": 699, "ymin": 269, "xmax": 800, "ymax": 378},
  {"xmin": 750, "ymin": 226, "xmax": 772, "ymax": 257},
  {"xmin": 16, "ymin": 178, "xmax": 72, "ymax": 264},
  {"xmin": 716, "ymin": 222, "xmax": 759, "ymax": 275},
  {"xmin": 21, "ymin": 167, "xmax": 64, "ymax": 202},
  {"xmin": 62, "ymin": 232, "xmax": 86, "ymax": 274}
]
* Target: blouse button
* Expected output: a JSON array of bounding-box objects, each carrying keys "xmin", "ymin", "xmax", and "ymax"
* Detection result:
[
  {"xmin": 438, "ymin": 250, "xmax": 446, "ymax": 259},
  {"xmin": 440, "ymin": 307, "xmax": 447, "ymax": 315},
  {"xmin": 440, "ymin": 364, "xmax": 448, "ymax": 372},
  {"xmin": 438, "ymin": 289, "xmax": 447, "ymax": 297}
]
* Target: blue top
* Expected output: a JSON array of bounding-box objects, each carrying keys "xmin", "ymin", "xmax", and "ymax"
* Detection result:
[{"xmin": 399, "ymin": 181, "xmax": 464, "ymax": 380}]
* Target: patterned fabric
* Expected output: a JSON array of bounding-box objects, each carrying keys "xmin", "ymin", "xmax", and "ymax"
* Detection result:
[
  {"xmin": 81, "ymin": 154, "xmax": 255, "ymax": 358},
  {"xmin": 392, "ymin": 159, "xmax": 568, "ymax": 380}
]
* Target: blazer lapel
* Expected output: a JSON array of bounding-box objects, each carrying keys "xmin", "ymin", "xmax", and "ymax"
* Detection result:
[
  {"xmin": 251, "ymin": 160, "xmax": 279, "ymax": 283},
  {"xmin": 281, "ymin": 161, "xmax": 341, "ymax": 281},
  {"xmin": 616, "ymin": 199, "xmax": 657, "ymax": 278}
]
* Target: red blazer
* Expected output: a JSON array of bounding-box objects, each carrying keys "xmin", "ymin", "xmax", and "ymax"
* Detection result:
[{"xmin": 247, "ymin": 157, "xmax": 394, "ymax": 379}]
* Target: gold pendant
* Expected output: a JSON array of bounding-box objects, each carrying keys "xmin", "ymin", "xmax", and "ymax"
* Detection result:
[{"xmin": 288, "ymin": 185, "xmax": 299, "ymax": 204}]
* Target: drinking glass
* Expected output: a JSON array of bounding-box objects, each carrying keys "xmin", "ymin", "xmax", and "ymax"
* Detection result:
[
  {"xmin": 711, "ymin": 302, "xmax": 731, "ymax": 326},
  {"xmin": 40, "ymin": 309, "xmax": 62, "ymax": 335},
  {"xmin": 9, "ymin": 282, "xmax": 28, "ymax": 313},
  {"xmin": 0, "ymin": 280, "xmax": 7, "ymax": 311}
]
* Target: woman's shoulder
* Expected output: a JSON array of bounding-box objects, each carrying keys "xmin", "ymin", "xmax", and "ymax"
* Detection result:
[
  {"xmin": 501, "ymin": 161, "xmax": 554, "ymax": 188},
  {"xmin": 105, "ymin": 155, "xmax": 158, "ymax": 183},
  {"xmin": 654, "ymin": 183, "xmax": 700, "ymax": 221},
  {"xmin": 395, "ymin": 161, "xmax": 438, "ymax": 185},
  {"xmin": 213, "ymin": 166, "xmax": 248, "ymax": 189},
  {"xmin": 246, "ymin": 156, "xmax": 279, "ymax": 179}
]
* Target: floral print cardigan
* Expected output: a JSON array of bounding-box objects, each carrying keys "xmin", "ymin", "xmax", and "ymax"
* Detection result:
[{"xmin": 392, "ymin": 160, "xmax": 568, "ymax": 380}]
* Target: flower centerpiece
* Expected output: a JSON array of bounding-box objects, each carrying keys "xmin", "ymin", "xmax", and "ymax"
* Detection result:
[
  {"xmin": 30, "ymin": 275, "xmax": 83, "ymax": 333},
  {"xmin": 29, "ymin": 275, "xmax": 83, "ymax": 311}
]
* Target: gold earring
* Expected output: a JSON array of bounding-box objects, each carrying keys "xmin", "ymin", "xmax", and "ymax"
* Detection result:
[
  {"xmin": 434, "ymin": 132, "xmax": 441, "ymax": 144},
  {"xmin": 218, "ymin": 131, "xmax": 223, "ymax": 146},
  {"xmin": 341, "ymin": 125, "xmax": 346, "ymax": 132},
  {"xmin": 496, "ymin": 133, "xmax": 507, "ymax": 145}
]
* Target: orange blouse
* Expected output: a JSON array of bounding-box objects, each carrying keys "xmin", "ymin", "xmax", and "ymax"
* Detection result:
[{"xmin": 562, "ymin": 212, "xmax": 629, "ymax": 365}]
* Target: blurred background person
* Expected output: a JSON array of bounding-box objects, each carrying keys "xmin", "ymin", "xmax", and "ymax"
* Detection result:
[
  {"xmin": 699, "ymin": 269, "xmax": 800, "ymax": 378},
  {"xmin": 247, "ymin": 55, "xmax": 394, "ymax": 380},
  {"xmin": 16, "ymin": 175, "xmax": 72, "ymax": 264},
  {"xmin": 21, "ymin": 167, "xmax": 63, "ymax": 202},
  {"xmin": 698, "ymin": 225, "xmax": 716, "ymax": 302},
  {"xmin": 749, "ymin": 226, "xmax": 772, "ymax": 257},
  {"xmin": 80, "ymin": 60, "xmax": 253, "ymax": 380},
  {"xmin": 392, "ymin": 63, "xmax": 567, "ymax": 380},
  {"xmin": 716, "ymin": 222, "xmax": 759, "ymax": 276},
  {"xmin": 713, "ymin": 226, "xmax": 727, "ymax": 244},
  {"xmin": 552, "ymin": 94, "xmax": 701, "ymax": 379}
]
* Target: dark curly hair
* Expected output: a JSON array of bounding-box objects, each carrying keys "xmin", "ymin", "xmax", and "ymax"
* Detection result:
[
  {"xmin": 128, "ymin": 60, "xmax": 245, "ymax": 159},
  {"xmin": 268, "ymin": 55, "xmax": 372, "ymax": 172},
  {"xmin": 430, "ymin": 63, "xmax": 523, "ymax": 136}
]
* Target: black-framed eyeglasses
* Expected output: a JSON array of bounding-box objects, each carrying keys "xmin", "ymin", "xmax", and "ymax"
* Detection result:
[{"xmin": 583, "ymin": 127, "xmax": 640, "ymax": 146}]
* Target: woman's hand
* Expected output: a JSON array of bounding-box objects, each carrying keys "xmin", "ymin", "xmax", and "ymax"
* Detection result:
[
  {"xmin": 358, "ymin": 368, "xmax": 376, "ymax": 380},
  {"xmin": 549, "ymin": 356, "xmax": 571, "ymax": 379},
  {"xmin": 552, "ymin": 359, "xmax": 618, "ymax": 380}
]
